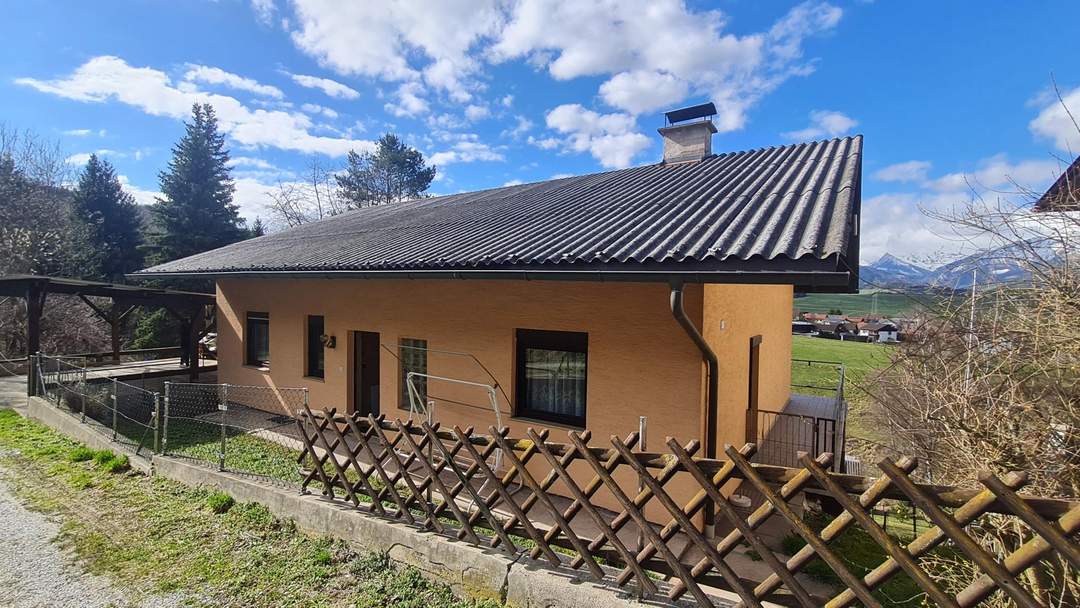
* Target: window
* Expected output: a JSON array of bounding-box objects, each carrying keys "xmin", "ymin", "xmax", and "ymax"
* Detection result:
[
  {"xmin": 399, "ymin": 338, "xmax": 427, "ymax": 410},
  {"xmin": 306, "ymin": 315, "xmax": 325, "ymax": 378},
  {"xmin": 245, "ymin": 312, "xmax": 270, "ymax": 367},
  {"xmin": 515, "ymin": 329, "xmax": 587, "ymax": 426}
]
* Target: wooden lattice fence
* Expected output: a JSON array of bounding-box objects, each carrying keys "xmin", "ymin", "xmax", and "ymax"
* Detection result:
[{"xmin": 295, "ymin": 406, "xmax": 1080, "ymax": 607}]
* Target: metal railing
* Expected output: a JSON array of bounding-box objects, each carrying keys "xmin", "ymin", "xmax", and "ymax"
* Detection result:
[
  {"xmin": 35, "ymin": 353, "xmax": 162, "ymax": 454},
  {"xmin": 162, "ymin": 381, "xmax": 308, "ymax": 482}
]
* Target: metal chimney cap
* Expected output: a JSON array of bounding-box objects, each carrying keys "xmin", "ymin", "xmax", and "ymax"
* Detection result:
[{"xmin": 664, "ymin": 102, "xmax": 717, "ymax": 125}]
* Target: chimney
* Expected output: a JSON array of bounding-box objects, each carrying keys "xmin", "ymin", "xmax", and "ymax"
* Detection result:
[{"xmin": 659, "ymin": 102, "xmax": 718, "ymax": 164}]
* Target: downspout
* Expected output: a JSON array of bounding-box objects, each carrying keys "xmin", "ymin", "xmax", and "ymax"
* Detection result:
[{"xmin": 670, "ymin": 282, "xmax": 718, "ymax": 534}]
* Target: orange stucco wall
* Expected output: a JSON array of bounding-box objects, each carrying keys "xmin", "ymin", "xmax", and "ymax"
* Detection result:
[
  {"xmin": 215, "ymin": 277, "xmax": 792, "ymax": 520},
  {"xmin": 702, "ymin": 283, "xmax": 794, "ymax": 454}
]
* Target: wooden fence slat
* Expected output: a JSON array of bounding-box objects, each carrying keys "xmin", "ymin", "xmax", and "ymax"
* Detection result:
[
  {"xmin": 567, "ymin": 430, "xmax": 716, "ymax": 608},
  {"xmin": 609, "ymin": 435, "xmax": 762, "ymax": 608},
  {"xmin": 955, "ymin": 504, "xmax": 1080, "ymax": 607},
  {"xmin": 978, "ymin": 471, "xmax": 1080, "ymax": 570},
  {"xmin": 669, "ymin": 439, "xmax": 816, "ymax": 608},
  {"xmin": 394, "ymin": 419, "xmax": 481, "ymax": 544},
  {"xmin": 799, "ymin": 453, "xmax": 958, "ymax": 608},
  {"xmin": 490, "ymin": 427, "xmax": 605, "ymax": 579},
  {"xmin": 526, "ymin": 428, "xmax": 658, "ymax": 596},
  {"xmin": 346, "ymin": 415, "xmax": 414, "ymax": 523},
  {"xmin": 421, "ymin": 422, "xmax": 518, "ymax": 554},
  {"xmin": 451, "ymin": 425, "xmax": 564, "ymax": 566},
  {"xmin": 829, "ymin": 468, "xmax": 1021, "ymax": 608},
  {"xmin": 728, "ymin": 446, "xmax": 884, "ymax": 608},
  {"xmin": 292, "ymin": 409, "xmax": 1080, "ymax": 608},
  {"xmin": 879, "ymin": 459, "xmax": 1042, "ymax": 608}
]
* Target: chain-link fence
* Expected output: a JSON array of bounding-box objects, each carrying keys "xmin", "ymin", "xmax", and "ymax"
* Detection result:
[
  {"xmin": 163, "ymin": 381, "xmax": 308, "ymax": 484},
  {"xmin": 36, "ymin": 353, "xmax": 161, "ymax": 455}
]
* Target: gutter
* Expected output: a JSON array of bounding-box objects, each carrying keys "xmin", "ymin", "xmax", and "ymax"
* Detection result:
[
  {"xmin": 128, "ymin": 268, "xmax": 854, "ymax": 292},
  {"xmin": 669, "ymin": 281, "xmax": 719, "ymax": 534}
]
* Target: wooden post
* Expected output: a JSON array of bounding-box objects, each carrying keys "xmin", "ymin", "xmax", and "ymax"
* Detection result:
[
  {"xmin": 25, "ymin": 282, "xmax": 46, "ymax": 397},
  {"xmin": 189, "ymin": 305, "xmax": 205, "ymax": 381}
]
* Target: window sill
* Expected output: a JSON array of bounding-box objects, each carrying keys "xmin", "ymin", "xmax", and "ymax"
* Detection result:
[
  {"xmin": 244, "ymin": 364, "xmax": 271, "ymax": 373},
  {"xmin": 511, "ymin": 414, "xmax": 586, "ymax": 431},
  {"xmin": 304, "ymin": 375, "xmax": 325, "ymax": 383}
]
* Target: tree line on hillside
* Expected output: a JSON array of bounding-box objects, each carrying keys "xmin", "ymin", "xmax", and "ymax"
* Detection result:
[{"xmin": 0, "ymin": 103, "xmax": 436, "ymax": 359}]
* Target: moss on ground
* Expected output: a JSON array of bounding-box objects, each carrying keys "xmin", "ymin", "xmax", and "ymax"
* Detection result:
[{"xmin": 0, "ymin": 409, "xmax": 504, "ymax": 608}]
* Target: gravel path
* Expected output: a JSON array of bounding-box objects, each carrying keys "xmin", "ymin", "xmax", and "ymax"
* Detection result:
[{"xmin": 0, "ymin": 465, "xmax": 184, "ymax": 608}]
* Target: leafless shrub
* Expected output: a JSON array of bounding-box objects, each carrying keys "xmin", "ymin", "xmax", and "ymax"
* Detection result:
[{"xmin": 266, "ymin": 156, "xmax": 347, "ymax": 228}]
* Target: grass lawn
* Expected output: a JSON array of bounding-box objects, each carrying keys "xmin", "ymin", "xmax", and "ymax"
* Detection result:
[
  {"xmin": 793, "ymin": 290, "xmax": 937, "ymax": 317},
  {"xmin": 791, "ymin": 336, "xmax": 895, "ymax": 445},
  {"xmin": 165, "ymin": 417, "xmax": 304, "ymax": 484},
  {"xmin": 0, "ymin": 409, "xmax": 504, "ymax": 608},
  {"xmin": 791, "ymin": 335, "xmax": 893, "ymax": 391}
]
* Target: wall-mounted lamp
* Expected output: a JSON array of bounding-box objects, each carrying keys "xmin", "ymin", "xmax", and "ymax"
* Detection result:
[{"xmin": 320, "ymin": 334, "xmax": 336, "ymax": 349}]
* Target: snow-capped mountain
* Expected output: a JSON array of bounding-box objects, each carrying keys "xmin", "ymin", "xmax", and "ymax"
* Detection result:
[
  {"xmin": 859, "ymin": 253, "xmax": 930, "ymax": 287},
  {"xmin": 860, "ymin": 244, "xmax": 1055, "ymax": 289}
]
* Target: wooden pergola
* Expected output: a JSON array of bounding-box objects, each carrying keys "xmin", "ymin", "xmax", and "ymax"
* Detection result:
[{"xmin": 0, "ymin": 274, "xmax": 215, "ymax": 395}]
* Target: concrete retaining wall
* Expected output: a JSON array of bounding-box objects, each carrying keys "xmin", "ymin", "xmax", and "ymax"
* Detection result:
[{"xmin": 20, "ymin": 397, "xmax": 747, "ymax": 608}]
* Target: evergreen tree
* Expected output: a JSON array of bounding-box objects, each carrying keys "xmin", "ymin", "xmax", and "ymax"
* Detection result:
[
  {"xmin": 71, "ymin": 154, "xmax": 143, "ymax": 280},
  {"xmin": 336, "ymin": 133, "xmax": 435, "ymax": 207},
  {"xmin": 249, "ymin": 216, "xmax": 267, "ymax": 237},
  {"xmin": 151, "ymin": 103, "xmax": 243, "ymax": 263}
]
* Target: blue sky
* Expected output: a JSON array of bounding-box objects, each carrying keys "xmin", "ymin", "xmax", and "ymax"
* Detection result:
[{"xmin": 4, "ymin": 1, "xmax": 1079, "ymax": 264}]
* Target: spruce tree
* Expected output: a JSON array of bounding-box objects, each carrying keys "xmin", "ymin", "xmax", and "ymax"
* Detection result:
[
  {"xmin": 336, "ymin": 134, "xmax": 436, "ymax": 207},
  {"xmin": 151, "ymin": 103, "xmax": 244, "ymax": 263},
  {"xmin": 71, "ymin": 154, "xmax": 143, "ymax": 280}
]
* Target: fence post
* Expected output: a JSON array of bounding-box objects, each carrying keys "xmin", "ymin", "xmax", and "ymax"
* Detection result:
[
  {"xmin": 636, "ymin": 415, "xmax": 647, "ymax": 555},
  {"xmin": 162, "ymin": 382, "xmax": 170, "ymax": 454},
  {"xmin": 111, "ymin": 378, "xmax": 119, "ymax": 440},
  {"xmin": 153, "ymin": 392, "xmax": 162, "ymax": 454},
  {"xmin": 27, "ymin": 352, "xmax": 38, "ymax": 397},
  {"xmin": 219, "ymin": 383, "xmax": 228, "ymax": 472}
]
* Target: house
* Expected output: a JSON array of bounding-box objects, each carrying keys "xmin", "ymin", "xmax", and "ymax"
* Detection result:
[
  {"xmin": 791, "ymin": 320, "xmax": 817, "ymax": 335},
  {"xmin": 816, "ymin": 320, "xmax": 859, "ymax": 339},
  {"xmin": 135, "ymin": 106, "xmax": 863, "ymax": 491},
  {"xmin": 858, "ymin": 320, "xmax": 899, "ymax": 342},
  {"xmin": 1035, "ymin": 154, "xmax": 1079, "ymax": 212}
]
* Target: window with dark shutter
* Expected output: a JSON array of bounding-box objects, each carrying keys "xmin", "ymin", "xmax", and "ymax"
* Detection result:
[
  {"xmin": 306, "ymin": 315, "xmax": 325, "ymax": 378},
  {"xmin": 245, "ymin": 312, "xmax": 270, "ymax": 367},
  {"xmin": 398, "ymin": 338, "xmax": 427, "ymax": 410},
  {"xmin": 515, "ymin": 329, "xmax": 587, "ymax": 427}
]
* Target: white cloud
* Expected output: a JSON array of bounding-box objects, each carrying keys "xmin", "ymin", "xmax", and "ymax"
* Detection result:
[
  {"xmin": 117, "ymin": 175, "xmax": 161, "ymax": 206},
  {"xmin": 544, "ymin": 103, "xmax": 650, "ymax": 168},
  {"xmin": 927, "ymin": 155, "xmax": 1060, "ymax": 193},
  {"xmin": 873, "ymin": 160, "xmax": 931, "ymax": 183},
  {"xmin": 287, "ymin": 0, "xmax": 504, "ymax": 100},
  {"xmin": 1028, "ymin": 84, "xmax": 1080, "ymax": 153},
  {"xmin": 492, "ymin": 0, "xmax": 842, "ymax": 130},
  {"xmin": 285, "ymin": 72, "xmax": 361, "ymax": 99},
  {"xmin": 429, "ymin": 140, "xmax": 504, "ymax": 165},
  {"xmin": 229, "ymin": 156, "xmax": 276, "ymax": 170},
  {"xmin": 17, "ymin": 56, "xmax": 373, "ymax": 157},
  {"xmin": 500, "ymin": 94, "xmax": 514, "ymax": 107},
  {"xmin": 464, "ymin": 104, "xmax": 490, "ymax": 121},
  {"xmin": 782, "ymin": 109, "xmax": 857, "ymax": 140},
  {"xmin": 183, "ymin": 64, "xmax": 283, "ymax": 99},
  {"xmin": 501, "ymin": 115, "xmax": 533, "ymax": 140},
  {"xmin": 66, "ymin": 149, "xmax": 122, "ymax": 165},
  {"xmin": 250, "ymin": 0, "xmax": 277, "ymax": 26},
  {"xmin": 279, "ymin": 1, "xmax": 840, "ymax": 132},
  {"xmin": 598, "ymin": 70, "xmax": 689, "ymax": 116},
  {"xmin": 62, "ymin": 128, "xmax": 106, "ymax": 137},
  {"xmin": 860, "ymin": 154, "xmax": 1065, "ymax": 262},
  {"xmin": 384, "ymin": 82, "xmax": 429, "ymax": 117},
  {"xmin": 300, "ymin": 102, "xmax": 339, "ymax": 119},
  {"xmin": 502, "ymin": 179, "xmax": 524, "ymax": 186}
]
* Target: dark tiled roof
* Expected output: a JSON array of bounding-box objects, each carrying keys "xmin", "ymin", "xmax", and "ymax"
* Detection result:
[
  {"xmin": 136, "ymin": 136, "xmax": 862, "ymax": 286},
  {"xmin": 1035, "ymin": 155, "xmax": 1080, "ymax": 211}
]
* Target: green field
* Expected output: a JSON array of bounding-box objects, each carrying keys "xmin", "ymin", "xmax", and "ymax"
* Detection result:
[
  {"xmin": 793, "ymin": 290, "xmax": 937, "ymax": 317},
  {"xmin": 791, "ymin": 335, "xmax": 894, "ymax": 444}
]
